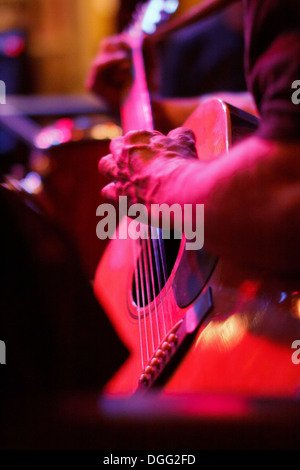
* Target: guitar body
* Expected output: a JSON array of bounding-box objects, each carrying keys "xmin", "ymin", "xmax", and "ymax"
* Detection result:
[{"xmin": 94, "ymin": 99, "xmax": 300, "ymax": 397}]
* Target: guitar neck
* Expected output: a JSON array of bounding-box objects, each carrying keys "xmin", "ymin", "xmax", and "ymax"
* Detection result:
[
  {"xmin": 120, "ymin": 35, "xmax": 154, "ymax": 133},
  {"xmin": 119, "ymin": 0, "xmax": 234, "ymax": 134}
]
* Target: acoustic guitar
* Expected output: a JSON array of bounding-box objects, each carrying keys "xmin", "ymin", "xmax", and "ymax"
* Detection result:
[{"xmin": 94, "ymin": 0, "xmax": 300, "ymax": 398}]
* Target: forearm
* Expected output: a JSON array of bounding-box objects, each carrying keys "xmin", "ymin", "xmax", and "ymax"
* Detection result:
[
  {"xmin": 146, "ymin": 136, "xmax": 300, "ymax": 275},
  {"xmin": 100, "ymin": 121, "xmax": 300, "ymax": 275}
]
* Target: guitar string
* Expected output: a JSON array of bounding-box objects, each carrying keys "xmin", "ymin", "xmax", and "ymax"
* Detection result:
[
  {"xmin": 142, "ymin": 224, "xmax": 166, "ymax": 358},
  {"xmin": 148, "ymin": 228, "xmax": 161, "ymax": 345},
  {"xmin": 157, "ymin": 231, "xmax": 174, "ymax": 333},
  {"xmin": 153, "ymin": 228, "xmax": 167, "ymax": 338},
  {"xmin": 135, "ymin": 227, "xmax": 160, "ymax": 367},
  {"xmin": 132, "ymin": 229, "xmax": 145, "ymax": 371},
  {"xmin": 142, "ymin": 235, "xmax": 155, "ymax": 355},
  {"xmin": 148, "ymin": 229, "xmax": 164, "ymax": 344},
  {"xmin": 138, "ymin": 237, "xmax": 150, "ymax": 364},
  {"xmin": 145, "ymin": 234, "xmax": 158, "ymax": 347},
  {"xmin": 123, "ymin": 0, "xmax": 183, "ymax": 378}
]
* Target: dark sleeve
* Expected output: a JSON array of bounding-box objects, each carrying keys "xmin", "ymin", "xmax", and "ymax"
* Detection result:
[{"xmin": 243, "ymin": 0, "xmax": 300, "ymax": 141}]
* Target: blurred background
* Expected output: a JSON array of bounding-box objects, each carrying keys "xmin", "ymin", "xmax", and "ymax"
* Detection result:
[
  {"xmin": 0, "ymin": 0, "xmax": 201, "ymax": 97},
  {"xmin": 0, "ymin": 0, "xmax": 126, "ymax": 279},
  {"xmin": 0, "ymin": 0, "xmax": 120, "ymax": 96},
  {"xmin": 2, "ymin": 0, "xmax": 231, "ymax": 280}
]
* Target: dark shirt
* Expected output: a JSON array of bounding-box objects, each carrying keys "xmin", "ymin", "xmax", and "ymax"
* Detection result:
[
  {"xmin": 244, "ymin": 0, "xmax": 300, "ymax": 141},
  {"xmin": 158, "ymin": 11, "xmax": 246, "ymax": 97}
]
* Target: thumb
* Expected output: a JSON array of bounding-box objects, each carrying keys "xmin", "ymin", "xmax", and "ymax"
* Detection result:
[{"xmin": 101, "ymin": 182, "xmax": 118, "ymax": 203}]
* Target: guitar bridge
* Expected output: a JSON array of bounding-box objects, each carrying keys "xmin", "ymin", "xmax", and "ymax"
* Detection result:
[{"xmin": 136, "ymin": 287, "xmax": 213, "ymax": 393}]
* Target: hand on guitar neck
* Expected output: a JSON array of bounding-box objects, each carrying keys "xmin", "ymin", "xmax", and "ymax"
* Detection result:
[
  {"xmin": 86, "ymin": 34, "xmax": 133, "ymax": 114},
  {"xmin": 85, "ymin": 32, "xmax": 257, "ymax": 132},
  {"xmin": 87, "ymin": 30, "xmax": 300, "ymax": 278}
]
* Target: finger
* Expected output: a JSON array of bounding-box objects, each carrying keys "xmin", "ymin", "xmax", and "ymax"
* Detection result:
[
  {"xmin": 116, "ymin": 180, "xmax": 138, "ymax": 206},
  {"xmin": 167, "ymin": 127, "xmax": 196, "ymax": 144},
  {"xmin": 167, "ymin": 127, "xmax": 198, "ymax": 158},
  {"xmin": 85, "ymin": 56, "xmax": 131, "ymax": 93},
  {"xmin": 98, "ymin": 154, "xmax": 117, "ymax": 179},
  {"xmin": 95, "ymin": 50, "xmax": 131, "ymax": 67},
  {"xmin": 109, "ymin": 136, "xmax": 125, "ymax": 154},
  {"xmin": 109, "ymin": 137, "xmax": 128, "ymax": 171},
  {"xmin": 150, "ymin": 133, "xmax": 173, "ymax": 148},
  {"xmin": 90, "ymin": 53, "xmax": 132, "ymax": 84},
  {"xmin": 100, "ymin": 35, "xmax": 131, "ymax": 54},
  {"xmin": 101, "ymin": 182, "xmax": 118, "ymax": 202},
  {"xmin": 123, "ymin": 129, "xmax": 160, "ymax": 145},
  {"xmin": 102, "ymin": 182, "xmax": 137, "ymax": 209}
]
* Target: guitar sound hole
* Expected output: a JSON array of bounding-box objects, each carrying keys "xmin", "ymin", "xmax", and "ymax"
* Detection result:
[{"xmin": 132, "ymin": 229, "xmax": 181, "ymax": 308}]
